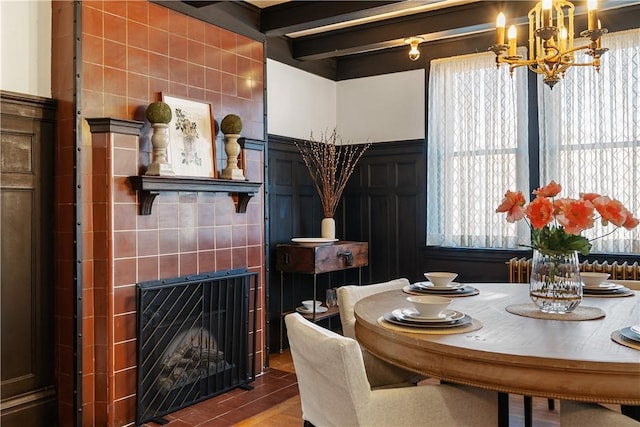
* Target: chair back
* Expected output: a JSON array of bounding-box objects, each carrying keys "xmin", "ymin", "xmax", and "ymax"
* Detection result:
[
  {"xmin": 285, "ymin": 313, "xmax": 372, "ymax": 426},
  {"xmin": 337, "ymin": 278, "xmax": 409, "ymax": 339}
]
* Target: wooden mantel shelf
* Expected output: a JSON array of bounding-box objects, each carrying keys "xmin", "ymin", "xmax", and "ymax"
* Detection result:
[{"xmin": 128, "ymin": 175, "xmax": 262, "ymax": 215}]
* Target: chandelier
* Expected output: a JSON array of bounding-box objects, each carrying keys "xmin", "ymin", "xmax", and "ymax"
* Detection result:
[{"xmin": 489, "ymin": 0, "xmax": 608, "ymax": 88}]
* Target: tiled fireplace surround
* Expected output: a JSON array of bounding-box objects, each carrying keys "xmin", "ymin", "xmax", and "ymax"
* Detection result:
[{"xmin": 52, "ymin": 1, "xmax": 266, "ymax": 425}]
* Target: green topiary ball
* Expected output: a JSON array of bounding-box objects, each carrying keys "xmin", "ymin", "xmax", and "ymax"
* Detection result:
[
  {"xmin": 220, "ymin": 114, "xmax": 243, "ymax": 134},
  {"xmin": 146, "ymin": 101, "xmax": 172, "ymax": 124}
]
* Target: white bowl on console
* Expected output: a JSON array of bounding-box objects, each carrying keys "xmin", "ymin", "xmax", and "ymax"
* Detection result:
[
  {"xmin": 302, "ymin": 300, "xmax": 322, "ymax": 311},
  {"xmin": 424, "ymin": 272, "xmax": 458, "ymax": 287},
  {"xmin": 581, "ymin": 272, "xmax": 610, "ymax": 287},
  {"xmin": 406, "ymin": 295, "xmax": 452, "ymax": 318}
]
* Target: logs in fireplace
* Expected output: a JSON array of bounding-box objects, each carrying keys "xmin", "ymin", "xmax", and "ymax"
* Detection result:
[{"xmin": 136, "ymin": 268, "xmax": 258, "ymax": 425}]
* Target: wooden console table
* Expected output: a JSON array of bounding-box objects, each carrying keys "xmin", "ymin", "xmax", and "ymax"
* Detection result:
[{"xmin": 275, "ymin": 241, "xmax": 368, "ymax": 351}]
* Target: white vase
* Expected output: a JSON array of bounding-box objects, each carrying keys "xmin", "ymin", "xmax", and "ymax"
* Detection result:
[
  {"xmin": 221, "ymin": 133, "xmax": 246, "ymax": 180},
  {"xmin": 146, "ymin": 123, "xmax": 174, "ymax": 176},
  {"xmin": 321, "ymin": 217, "xmax": 336, "ymax": 239}
]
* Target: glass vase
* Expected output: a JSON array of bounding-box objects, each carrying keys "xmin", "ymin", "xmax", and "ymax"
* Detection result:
[{"xmin": 529, "ymin": 249, "xmax": 582, "ymax": 313}]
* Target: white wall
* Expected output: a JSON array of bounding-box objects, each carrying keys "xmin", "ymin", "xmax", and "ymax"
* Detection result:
[
  {"xmin": 1, "ymin": 5, "xmax": 424, "ymax": 140},
  {"xmin": 0, "ymin": 0, "xmax": 51, "ymax": 97},
  {"xmin": 266, "ymin": 59, "xmax": 336, "ymax": 140},
  {"xmin": 267, "ymin": 59, "xmax": 425, "ymax": 144},
  {"xmin": 337, "ymin": 70, "xmax": 425, "ymax": 144}
]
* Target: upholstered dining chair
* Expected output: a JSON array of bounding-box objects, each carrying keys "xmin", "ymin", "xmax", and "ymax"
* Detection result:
[
  {"xmin": 285, "ymin": 312, "xmax": 498, "ymax": 427},
  {"xmin": 337, "ymin": 278, "xmax": 420, "ymax": 387},
  {"xmin": 560, "ymin": 401, "xmax": 640, "ymax": 426}
]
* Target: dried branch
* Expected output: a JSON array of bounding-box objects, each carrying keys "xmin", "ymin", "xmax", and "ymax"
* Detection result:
[{"xmin": 294, "ymin": 129, "xmax": 371, "ymax": 218}]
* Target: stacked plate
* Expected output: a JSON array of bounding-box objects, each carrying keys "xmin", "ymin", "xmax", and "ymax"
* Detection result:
[
  {"xmin": 408, "ymin": 281, "xmax": 477, "ymax": 296},
  {"xmin": 619, "ymin": 325, "xmax": 640, "ymax": 344},
  {"xmin": 295, "ymin": 305, "xmax": 329, "ymax": 314},
  {"xmin": 383, "ymin": 307, "xmax": 472, "ymax": 329},
  {"xmin": 582, "ymin": 282, "xmax": 631, "ymax": 296},
  {"xmin": 291, "ymin": 238, "xmax": 338, "ymax": 246}
]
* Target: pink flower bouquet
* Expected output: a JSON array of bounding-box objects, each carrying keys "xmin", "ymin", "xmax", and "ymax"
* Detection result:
[{"xmin": 496, "ymin": 181, "xmax": 639, "ymax": 256}]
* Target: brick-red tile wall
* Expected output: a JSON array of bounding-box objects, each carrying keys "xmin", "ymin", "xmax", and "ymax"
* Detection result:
[{"xmin": 52, "ymin": 1, "xmax": 266, "ymax": 425}]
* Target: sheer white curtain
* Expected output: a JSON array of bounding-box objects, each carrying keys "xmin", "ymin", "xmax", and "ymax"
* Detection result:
[
  {"xmin": 427, "ymin": 50, "xmax": 529, "ymax": 248},
  {"xmin": 539, "ymin": 29, "xmax": 640, "ymax": 253}
]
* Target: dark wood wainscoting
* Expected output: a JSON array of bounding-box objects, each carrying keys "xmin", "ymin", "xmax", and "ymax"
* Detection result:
[
  {"xmin": 266, "ymin": 135, "xmax": 640, "ymax": 353},
  {"xmin": 1, "ymin": 91, "xmax": 57, "ymax": 426},
  {"xmin": 267, "ymin": 136, "xmax": 429, "ymax": 352},
  {"xmin": 267, "ymin": 135, "xmax": 330, "ymax": 354},
  {"xmin": 340, "ymin": 139, "xmax": 427, "ymax": 283}
]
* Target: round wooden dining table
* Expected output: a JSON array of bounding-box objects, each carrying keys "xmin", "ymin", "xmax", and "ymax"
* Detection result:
[{"xmin": 354, "ymin": 283, "xmax": 640, "ymax": 405}]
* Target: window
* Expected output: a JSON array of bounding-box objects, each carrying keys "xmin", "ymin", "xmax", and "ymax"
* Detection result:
[
  {"xmin": 427, "ymin": 29, "xmax": 640, "ymax": 255},
  {"xmin": 426, "ymin": 51, "xmax": 529, "ymax": 248},
  {"xmin": 539, "ymin": 28, "xmax": 640, "ymax": 253}
]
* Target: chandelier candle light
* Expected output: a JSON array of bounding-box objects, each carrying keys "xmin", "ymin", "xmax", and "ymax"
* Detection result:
[
  {"xmin": 496, "ymin": 181, "xmax": 639, "ymax": 313},
  {"xmin": 489, "ymin": 0, "xmax": 608, "ymax": 88},
  {"xmin": 294, "ymin": 129, "xmax": 371, "ymax": 240}
]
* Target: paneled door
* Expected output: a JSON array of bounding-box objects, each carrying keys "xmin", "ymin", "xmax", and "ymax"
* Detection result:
[{"xmin": 1, "ymin": 91, "xmax": 56, "ymax": 426}]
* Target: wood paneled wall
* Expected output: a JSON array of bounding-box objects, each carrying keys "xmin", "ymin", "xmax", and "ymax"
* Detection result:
[
  {"xmin": 1, "ymin": 91, "xmax": 57, "ymax": 426},
  {"xmin": 266, "ymin": 135, "xmax": 640, "ymax": 352},
  {"xmin": 267, "ymin": 136, "xmax": 429, "ymax": 352}
]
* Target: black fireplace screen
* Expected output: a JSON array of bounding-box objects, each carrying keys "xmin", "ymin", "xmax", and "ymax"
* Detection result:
[{"xmin": 136, "ymin": 268, "xmax": 257, "ymax": 425}]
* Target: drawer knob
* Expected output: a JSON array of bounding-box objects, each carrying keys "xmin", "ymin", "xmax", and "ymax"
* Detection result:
[
  {"xmin": 338, "ymin": 250, "xmax": 354, "ymax": 266},
  {"xmin": 281, "ymin": 253, "xmax": 290, "ymax": 264}
]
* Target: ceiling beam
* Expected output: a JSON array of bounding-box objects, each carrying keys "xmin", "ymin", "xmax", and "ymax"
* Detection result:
[
  {"xmin": 260, "ymin": 1, "xmax": 410, "ymax": 36},
  {"xmin": 159, "ymin": 1, "xmax": 265, "ymax": 41},
  {"xmin": 289, "ymin": 0, "xmax": 639, "ymax": 61},
  {"xmin": 332, "ymin": 2, "xmax": 640, "ymax": 80},
  {"xmin": 182, "ymin": 1, "xmax": 219, "ymax": 8},
  {"xmin": 291, "ymin": 1, "xmax": 533, "ymax": 60}
]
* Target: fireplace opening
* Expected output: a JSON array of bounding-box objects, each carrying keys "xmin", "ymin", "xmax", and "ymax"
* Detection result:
[{"xmin": 136, "ymin": 268, "xmax": 258, "ymax": 425}]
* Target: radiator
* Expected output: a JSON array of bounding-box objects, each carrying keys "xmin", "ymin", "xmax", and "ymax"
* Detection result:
[{"xmin": 507, "ymin": 257, "xmax": 640, "ymax": 283}]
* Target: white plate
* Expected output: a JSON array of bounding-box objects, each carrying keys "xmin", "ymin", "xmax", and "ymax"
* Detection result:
[
  {"xmin": 583, "ymin": 283, "xmax": 625, "ymax": 291},
  {"xmin": 582, "ymin": 283, "xmax": 624, "ymax": 292},
  {"xmin": 415, "ymin": 281, "xmax": 464, "ymax": 290},
  {"xmin": 296, "ymin": 306, "xmax": 329, "ymax": 314},
  {"xmin": 393, "ymin": 308, "xmax": 463, "ymax": 322},
  {"xmin": 291, "ymin": 238, "xmax": 338, "ymax": 246},
  {"xmin": 383, "ymin": 312, "xmax": 472, "ymax": 328},
  {"xmin": 620, "ymin": 327, "xmax": 640, "ymax": 344},
  {"xmin": 631, "ymin": 325, "xmax": 640, "ymax": 335}
]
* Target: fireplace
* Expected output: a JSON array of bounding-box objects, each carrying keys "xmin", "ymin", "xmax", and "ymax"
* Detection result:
[{"xmin": 136, "ymin": 268, "xmax": 258, "ymax": 425}]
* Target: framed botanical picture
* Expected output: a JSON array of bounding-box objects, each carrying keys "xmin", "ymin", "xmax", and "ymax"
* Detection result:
[{"xmin": 162, "ymin": 94, "xmax": 217, "ymax": 178}]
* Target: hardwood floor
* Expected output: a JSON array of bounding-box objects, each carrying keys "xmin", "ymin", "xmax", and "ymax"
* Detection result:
[
  {"xmin": 143, "ymin": 354, "xmax": 298, "ymax": 427},
  {"xmin": 234, "ymin": 351, "xmax": 302, "ymax": 427},
  {"xmin": 146, "ymin": 349, "xmax": 568, "ymax": 426},
  {"xmin": 239, "ymin": 350, "xmax": 562, "ymax": 427}
]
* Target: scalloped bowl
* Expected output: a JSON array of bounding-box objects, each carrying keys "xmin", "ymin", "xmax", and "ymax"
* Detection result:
[
  {"xmin": 424, "ymin": 272, "xmax": 458, "ymax": 287},
  {"xmin": 406, "ymin": 295, "xmax": 452, "ymax": 318},
  {"xmin": 302, "ymin": 300, "xmax": 323, "ymax": 311},
  {"xmin": 580, "ymin": 272, "xmax": 610, "ymax": 287}
]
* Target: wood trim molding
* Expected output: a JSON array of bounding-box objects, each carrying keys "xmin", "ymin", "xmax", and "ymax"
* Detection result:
[{"xmin": 85, "ymin": 117, "xmax": 144, "ymax": 135}]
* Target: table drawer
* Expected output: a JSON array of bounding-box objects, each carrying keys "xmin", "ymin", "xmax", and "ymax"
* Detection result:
[{"xmin": 276, "ymin": 241, "xmax": 368, "ymax": 274}]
